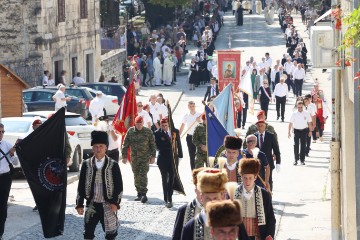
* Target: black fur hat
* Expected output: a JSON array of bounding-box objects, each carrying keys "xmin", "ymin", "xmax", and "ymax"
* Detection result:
[
  {"xmin": 91, "ymin": 131, "xmax": 109, "ymax": 147},
  {"xmin": 224, "ymin": 135, "xmax": 242, "ymax": 150}
]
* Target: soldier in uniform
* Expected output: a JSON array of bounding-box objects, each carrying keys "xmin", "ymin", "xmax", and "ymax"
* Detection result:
[
  {"xmin": 154, "ymin": 117, "xmax": 183, "ymax": 208},
  {"xmin": 243, "ymin": 110, "xmax": 278, "ymax": 148},
  {"xmin": 206, "ymin": 200, "xmax": 247, "ymax": 240},
  {"xmin": 76, "ymin": 131, "xmax": 123, "ymax": 240},
  {"xmin": 233, "ymin": 158, "xmax": 276, "ymax": 240},
  {"xmin": 192, "ymin": 113, "xmax": 208, "ymax": 168},
  {"xmin": 122, "ymin": 116, "xmax": 156, "ymax": 203},
  {"xmin": 172, "ymin": 167, "xmax": 206, "ymax": 240},
  {"xmin": 181, "ymin": 168, "xmax": 228, "ymax": 240},
  {"xmin": 215, "ymin": 136, "xmax": 243, "ymax": 184}
]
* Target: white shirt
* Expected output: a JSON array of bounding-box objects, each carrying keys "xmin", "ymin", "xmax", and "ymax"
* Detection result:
[
  {"xmin": 89, "ymin": 97, "xmax": 105, "ymax": 118},
  {"xmin": 290, "ymin": 110, "xmax": 312, "ymax": 129},
  {"xmin": 0, "ymin": 140, "xmax": 19, "ymax": 174},
  {"xmin": 226, "ymin": 161, "xmax": 237, "ymax": 171},
  {"xmin": 96, "ymin": 123, "xmax": 119, "ymax": 151},
  {"xmin": 270, "ymin": 69, "xmax": 277, "ymax": 82},
  {"xmin": 48, "ymin": 79, "xmax": 55, "ymax": 86},
  {"xmin": 284, "ymin": 61, "xmax": 293, "ymax": 74},
  {"xmin": 95, "ymin": 156, "xmax": 105, "ymax": 169},
  {"xmin": 273, "ymin": 82, "xmax": 288, "ymax": 97},
  {"xmin": 53, "ymin": 90, "xmax": 66, "ymax": 109},
  {"xmin": 137, "ymin": 110, "xmax": 152, "ymax": 127},
  {"xmin": 242, "ymin": 185, "xmax": 254, "ymax": 200},
  {"xmin": 265, "ymin": 57, "xmax": 273, "ymax": 69},
  {"xmin": 158, "ymin": 103, "xmax": 168, "ymax": 118},
  {"xmin": 181, "ymin": 112, "xmax": 201, "ymax": 135},
  {"xmin": 306, "ymin": 103, "xmax": 316, "ymax": 117},
  {"xmin": 42, "ymin": 75, "xmax": 49, "ymax": 85},
  {"xmin": 149, "ymin": 102, "xmax": 161, "ymax": 123},
  {"xmin": 72, "ymin": 76, "xmax": 85, "ymax": 85},
  {"xmin": 293, "ymin": 67, "xmax": 306, "ymax": 80}
]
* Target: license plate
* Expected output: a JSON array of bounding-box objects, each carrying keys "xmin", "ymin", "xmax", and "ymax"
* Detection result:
[{"xmin": 78, "ymin": 133, "xmax": 91, "ymax": 138}]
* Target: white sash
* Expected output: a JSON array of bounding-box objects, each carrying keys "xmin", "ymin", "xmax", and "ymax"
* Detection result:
[{"xmin": 262, "ymin": 86, "xmax": 271, "ymax": 101}]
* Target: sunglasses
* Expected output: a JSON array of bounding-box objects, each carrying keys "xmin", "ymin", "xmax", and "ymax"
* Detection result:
[
  {"xmin": 0, "ymin": 130, "xmax": 5, "ymax": 133},
  {"xmin": 247, "ymin": 140, "xmax": 256, "ymax": 143},
  {"xmin": 137, "ymin": 105, "xmax": 143, "ymax": 107},
  {"xmin": 263, "ymin": 83, "xmax": 268, "ymax": 85}
]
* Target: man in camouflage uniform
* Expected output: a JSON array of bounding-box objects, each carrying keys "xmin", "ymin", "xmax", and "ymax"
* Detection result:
[
  {"xmin": 243, "ymin": 110, "xmax": 278, "ymax": 148},
  {"xmin": 192, "ymin": 113, "xmax": 208, "ymax": 168},
  {"xmin": 122, "ymin": 116, "xmax": 156, "ymax": 203}
]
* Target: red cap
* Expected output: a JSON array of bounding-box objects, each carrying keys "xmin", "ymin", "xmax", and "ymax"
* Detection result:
[
  {"xmin": 134, "ymin": 55, "xmax": 138, "ymax": 58},
  {"xmin": 32, "ymin": 119, "xmax": 42, "ymax": 126},
  {"xmin": 127, "ymin": 56, "xmax": 132, "ymax": 60},
  {"xmin": 255, "ymin": 120, "xmax": 266, "ymax": 125},
  {"xmin": 160, "ymin": 117, "xmax": 168, "ymax": 124},
  {"xmin": 201, "ymin": 113, "xmax": 206, "ymax": 121},
  {"xmin": 257, "ymin": 110, "xmax": 265, "ymax": 117},
  {"xmin": 135, "ymin": 116, "xmax": 143, "ymax": 123},
  {"xmin": 142, "ymin": 104, "xmax": 149, "ymax": 111}
]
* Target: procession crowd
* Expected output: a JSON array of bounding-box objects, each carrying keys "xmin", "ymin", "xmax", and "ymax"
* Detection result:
[{"xmin": 0, "ymin": 1, "xmax": 331, "ymax": 240}]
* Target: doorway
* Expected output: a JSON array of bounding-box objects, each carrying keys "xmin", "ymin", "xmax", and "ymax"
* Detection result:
[{"xmin": 85, "ymin": 53, "xmax": 94, "ymax": 82}]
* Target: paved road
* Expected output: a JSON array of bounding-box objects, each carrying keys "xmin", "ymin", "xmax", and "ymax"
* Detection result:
[{"xmin": 5, "ymin": 11, "xmax": 331, "ymax": 240}]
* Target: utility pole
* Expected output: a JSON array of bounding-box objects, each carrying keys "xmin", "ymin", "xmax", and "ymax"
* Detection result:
[{"xmin": 331, "ymin": 3, "xmax": 342, "ymax": 239}]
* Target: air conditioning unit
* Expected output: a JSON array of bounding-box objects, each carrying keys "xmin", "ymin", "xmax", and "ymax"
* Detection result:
[{"xmin": 310, "ymin": 25, "xmax": 337, "ymax": 68}]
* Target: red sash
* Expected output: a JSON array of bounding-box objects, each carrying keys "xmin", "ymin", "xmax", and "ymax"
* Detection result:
[{"xmin": 316, "ymin": 99, "xmax": 325, "ymax": 130}]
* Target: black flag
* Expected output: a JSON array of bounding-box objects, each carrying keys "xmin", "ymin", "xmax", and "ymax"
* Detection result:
[
  {"xmin": 166, "ymin": 101, "xmax": 186, "ymax": 195},
  {"xmin": 16, "ymin": 108, "xmax": 67, "ymax": 238}
]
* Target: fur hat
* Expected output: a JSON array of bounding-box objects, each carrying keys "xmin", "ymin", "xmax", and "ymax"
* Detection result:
[
  {"xmin": 192, "ymin": 167, "xmax": 207, "ymax": 187},
  {"xmin": 224, "ymin": 135, "xmax": 242, "ymax": 150},
  {"xmin": 197, "ymin": 168, "xmax": 228, "ymax": 193},
  {"xmin": 206, "ymin": 200, "xmax": 242, "ymax": 228},
  {"xmin": 91, "ymin": 131, "xmax": 109, "ymax": 147},
  {"xmin": 239, "ymin": 158, "xmax": 261, "ymax": 175}
]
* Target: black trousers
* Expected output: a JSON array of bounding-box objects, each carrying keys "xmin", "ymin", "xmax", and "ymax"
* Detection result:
[
  {"xmin": 237, "ymin": 109, "xmax": 247, "ymax": 128},
  {"xmin": 294, "ymin": 79, "xmax": 303, "ymax": 97},
  {"xmin": 84, "ymin": 202, "xmax": 117, "ymax": 240},
  {"xmin": 294, "ymin": 128, "xmax": 308, "ymax": 162},
  {"xmin": 186, "ymin": 134, "xmax": 196, "ymax": 170},
  {"xmin": 158, "ymin": 164, "xmax": 174, "ymax": 203},
  {"xmin": 260, "ymin": 101, "xmax": 269, "ymax": 117},
  {"xmin": 306, "ymin": 134, "xmax": 311, "ymax": 154},
  {"xmin": 107, "ymin": 149, "xmax": 119, "ymax": 162},
  {"xmin": 275, "ymin": 96, "xmax": 286, "ymax": 120},
  {"xmin": 142, "ymin": 72, "xmax": 147, "ymax": 86},
  {"xmin": 0, "ymin": 173, "xmax": 12, "ymax": 236},
  {"xmin": 286, "ymin": 74, "xmax": 295, "ymax": 93},
  {"xmin": 172, "ymin": 66, "xmax": 176, "ymax": 83}
]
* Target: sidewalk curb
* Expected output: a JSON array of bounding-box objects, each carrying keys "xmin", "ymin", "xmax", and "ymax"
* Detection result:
[
  {"xmin": 67, "ymin": 174, "xmax": 79, "ymax": 185},
  {"xmin": 171, "ymin": 91, "xmax": 184, "ymax": 114},
  {"xmin": 274, "ymin": 202, "xmax": 286, "ymax": 238}
]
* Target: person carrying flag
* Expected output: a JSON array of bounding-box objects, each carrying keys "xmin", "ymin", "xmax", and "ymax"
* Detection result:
[
  {"xmin": 192, "ymin": 113, "xmax": 208, "ymax": 168},
  {"xmin": 122, "ymin": 116, "xmax": 156, "ymax": 203},
  {"xmin": 76, "ymin": 131, "xmax": 123, "ymax": 240}
]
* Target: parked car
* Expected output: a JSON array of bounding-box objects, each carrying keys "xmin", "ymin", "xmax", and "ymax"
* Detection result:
[
  {"xmin": 23, "ymin": 88, "xmax": 87, "ymax": 118},
  {"xmin": 84, "ymin": 87, "xmax": 119, "ymax": 116},
  {"xmin": 33, "ymin": 85, "xmax": 94, "ymax": 119},
  {"xmin": 22, "ymin": 111, "xmax": 96, "ymax": 160},
  {"xmin": 1, "ymin": 117, "xmax": 82, "ymax": 172},
  {"xmin": 78, "ymin": 83, "xmax": 126, "ymax": 104}
]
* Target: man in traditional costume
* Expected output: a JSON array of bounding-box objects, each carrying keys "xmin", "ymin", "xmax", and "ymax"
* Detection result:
[
  {"xmin": 76, "ymin": 131, "xmax": 123, "ymax": 240},
  {"xmin": 234, "ymin": 158, "xmax": 275, "ymax": 240},
  {"xmin": 180, "ymin": 168, "xmax": 228, "ymax": 240},
  {"xmin": 172, "ymin": 167, "xmax": 206, "ymax": 240}
]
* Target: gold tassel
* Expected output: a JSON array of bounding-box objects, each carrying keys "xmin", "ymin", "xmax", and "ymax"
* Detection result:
[
  {"xmin": 234, "ymin": 128, "xmax": 242, "ymax": 137},
  {"xmin": 225, "ymin": 182, "xmax": 238, "ymax": 200},
  {"xmin": 208, "ymin": 157, "xmax": 215, "ymax": 168},
  {"xmin": 218, "ymin": 157, "xmax": 227, "ymax": 171}
]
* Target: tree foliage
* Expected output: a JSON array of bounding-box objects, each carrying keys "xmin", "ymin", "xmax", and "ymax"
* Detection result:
[{"xmin": 341, "ymin": 5, "xmax": 360, "ymax": 49}]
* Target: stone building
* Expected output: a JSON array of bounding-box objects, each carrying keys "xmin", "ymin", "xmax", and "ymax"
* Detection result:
[{"xmin": 0, "ymin": 0, "xmax": 101, "ymax": 87}]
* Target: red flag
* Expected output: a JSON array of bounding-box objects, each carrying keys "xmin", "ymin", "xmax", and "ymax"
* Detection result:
[{"xmin": 113, "ymin": 81, "xmax": 137, "ymax": 134}]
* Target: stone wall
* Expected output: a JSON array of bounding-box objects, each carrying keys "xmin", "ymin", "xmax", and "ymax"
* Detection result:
[{"xmin": 100, "ymin": 49, "xmax": 127, "ymax": 84}]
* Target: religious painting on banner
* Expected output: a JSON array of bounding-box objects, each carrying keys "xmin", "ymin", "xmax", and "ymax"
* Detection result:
[{"xmin": 217, "ymin": 50, "xmax": 241, "ymax": 91}]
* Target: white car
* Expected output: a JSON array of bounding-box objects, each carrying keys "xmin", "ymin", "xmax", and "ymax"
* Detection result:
[
  {"xmin": 0, "ymin": 117, "xmax": 82, "ymax": 172},
  {"xmin": 84, "ymin": 87, "xmax": 119, "ymax": 116},
  {"xmin": 22, "ymin": 111, "xmax": 96, "ymax": 159}
]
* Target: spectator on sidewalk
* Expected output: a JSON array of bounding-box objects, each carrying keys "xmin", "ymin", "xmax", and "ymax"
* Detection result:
[
  {"xmin": 42, "ymin": 71, "xmax": 49, "ymax": 85},
  {"xmin": 72, "ymin": 72, "xmax": 85, "ymax": 85}
]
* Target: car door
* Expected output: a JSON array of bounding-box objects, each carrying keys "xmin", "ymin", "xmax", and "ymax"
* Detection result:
[
  {"xmin": 23, "ymin": 91, "xmax": 35, "ymax": 111},
  {"xmin": 33, "ymin": 91, "xmax": 55, "ymax": 110}
]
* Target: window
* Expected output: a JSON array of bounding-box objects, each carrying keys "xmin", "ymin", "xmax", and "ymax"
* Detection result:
[
  {"xmin": 23, "ymin": 92, "xmax": 33, "ymax": 102},
  {"xmin": 58, "ymin": 0, "xmax": 65, "ymax": 22},
  {"xmin": 80, "ymin": 0, "xmax": 88, "ymax": 19},
  {"xmin": 34, "ymin": 92, "xmax": 53, "ymax": 101}
]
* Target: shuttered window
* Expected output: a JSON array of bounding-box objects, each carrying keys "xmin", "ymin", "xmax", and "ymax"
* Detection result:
[
  {"xmin": 80, "ymin": 0, "xmax": 88, "ymax": 19},
  {"xmin": 58, "ymin": 0, "xmax": 65, "ymax": 22}
]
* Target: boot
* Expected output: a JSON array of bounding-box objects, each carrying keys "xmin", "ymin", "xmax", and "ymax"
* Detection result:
[
  {"xmin": 141, "ymin": 194, "xmax": 148, "ymax": 203},
  {"xmin": 134, "ymin": 193, "xmax": 142, "ymax": 201}
]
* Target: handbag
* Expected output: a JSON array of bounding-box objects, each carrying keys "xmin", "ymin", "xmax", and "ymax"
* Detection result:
[{"xmin": 0, "ymin": 148, "xmax": 15, "ymax": 175}]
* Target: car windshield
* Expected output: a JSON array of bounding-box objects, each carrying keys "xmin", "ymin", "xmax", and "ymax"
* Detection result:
[
  {"xmin": 65, "ymin": 116, "xmax": 88, "ymax": 126},
  {"xmin": 1, "ymin": 121, "xmax": 31, "ymax": 133}
]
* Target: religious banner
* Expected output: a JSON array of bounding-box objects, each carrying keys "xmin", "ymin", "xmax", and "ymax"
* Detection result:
[{"xmin": 217, "ymin": 50, "xmax": 241, "ymax": 91}]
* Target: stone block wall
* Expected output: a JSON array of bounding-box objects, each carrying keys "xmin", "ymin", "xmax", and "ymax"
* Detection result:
[{"xmin": 100, "ymin": 49, "xmax": 127, "ymax": 84}]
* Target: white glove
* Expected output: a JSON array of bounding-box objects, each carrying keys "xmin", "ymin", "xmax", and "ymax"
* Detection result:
[{"xmin": 276, "ymin": 164, "xmax": 281, "ymax": 173}]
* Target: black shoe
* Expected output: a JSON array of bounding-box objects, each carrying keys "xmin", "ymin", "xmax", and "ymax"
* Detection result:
[
  {"xmin": 32, "ymin": 206, "xmax": 38, "ymax": 212},
  {"xmin": 166, "ymin": 202, "xmax": 173, "ymax": 208},
  {"xmin": 277, "ymin": 116, "xmax": 279, "ymax": 120},
  {"xmin": 282, "ymin": 119, "xmax": 284, "ymax": 122},
  {"xmin": 301, "ymin": 161, "xmax": 305, "ymax": 165},
  {"xmin": 141, "ymin": 195, "xmax": 148, "ymax": 203},
  {"xmin": 134, "ymin": 194, "xmax": 142, "ymax": 201},
  {"xmin": 305, "ymin": 153, "xmax": 309, "ymax": 157},
  {"xmin": 293, "ymin": 161, "xmax": 298, "ymax": 165}
]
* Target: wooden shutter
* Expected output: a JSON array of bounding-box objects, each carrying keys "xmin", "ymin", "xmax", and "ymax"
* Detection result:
[
  {"xmin": 58, "ymin": 0, "xmax": 65, "ymax": 22},
  {"xmin": 80, "ymin": 0, "xmax": 88, "ymax": 19}
]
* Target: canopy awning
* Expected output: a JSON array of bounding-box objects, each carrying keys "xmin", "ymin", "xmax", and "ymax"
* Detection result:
[{"xmin": 314, "ymin": 9, "xmax": 332, "ymax": 24}]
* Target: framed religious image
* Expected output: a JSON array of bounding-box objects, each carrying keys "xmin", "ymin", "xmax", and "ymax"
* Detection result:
[{"xmin": 217, "ymin": 50, "xmax": 241, "ymax": 91}]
